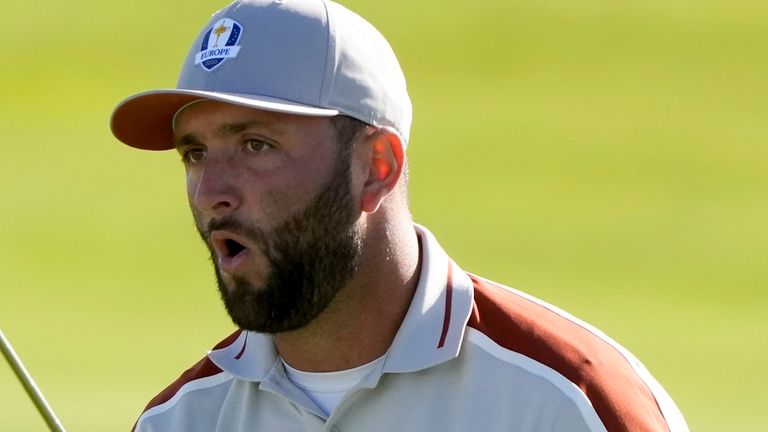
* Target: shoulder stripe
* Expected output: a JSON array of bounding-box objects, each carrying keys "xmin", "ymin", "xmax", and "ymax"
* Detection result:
[
  {"xmin": 467, "ymin": 275, "xmax": 685, "ymax": 432},
  {"xmin": 465, "ymin": 328, "xmax": 607, "ymax": 431},
  {"xmin": 134, "ymin": 370, "xmax": 232, "ymax": 431},
  {"xmin": 131, "ymin": 330, "xmax": 241, "ymax": 431}
]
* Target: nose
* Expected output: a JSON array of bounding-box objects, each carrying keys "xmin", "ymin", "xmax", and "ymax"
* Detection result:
[{"xmin": 189, "ymin": 159, "xmax": 242, "ymax": 219}]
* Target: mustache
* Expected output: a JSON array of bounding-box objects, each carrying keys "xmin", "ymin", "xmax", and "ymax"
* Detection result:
[{"xmin": 197, "ymin": 215, "xmax": 268, "ymax": 247}]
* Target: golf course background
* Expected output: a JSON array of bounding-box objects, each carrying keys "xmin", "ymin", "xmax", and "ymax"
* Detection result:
[{"xmin": 2, "ymin": 0, "xmax": 765, "ymax": 430}]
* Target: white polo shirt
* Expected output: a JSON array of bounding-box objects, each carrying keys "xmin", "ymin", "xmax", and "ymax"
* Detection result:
[{"xmin": 133, "ymin": 225, "xmax": 688, "ymax": 432}]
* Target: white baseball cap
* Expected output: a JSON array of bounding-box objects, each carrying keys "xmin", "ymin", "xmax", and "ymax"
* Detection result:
[{"xmin": 110, "ymin": 0, "xmax": 412, "ymax": 150}]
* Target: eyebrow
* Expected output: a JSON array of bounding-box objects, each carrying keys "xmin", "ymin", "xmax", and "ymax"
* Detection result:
[
  {"xmin": 215, "ymin": 120, "xmax": 263, "ymax": 136},
  {"xmin": 174, "ymin": 119, "xmax": 281, "ymax": 149},
  {"xmin": 175, "ymin": 134, "xmax": 202, "ymax": 149}
]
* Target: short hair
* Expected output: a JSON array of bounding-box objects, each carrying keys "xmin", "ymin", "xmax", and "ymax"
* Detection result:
[{"xmin": 331, "ymin": 115, "xmax": 368, "ymax": 154}]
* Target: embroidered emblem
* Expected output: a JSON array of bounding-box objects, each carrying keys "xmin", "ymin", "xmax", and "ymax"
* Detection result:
[{"xmin": 195, "ymin": 19, "xmax": 243, "ymax": 71}]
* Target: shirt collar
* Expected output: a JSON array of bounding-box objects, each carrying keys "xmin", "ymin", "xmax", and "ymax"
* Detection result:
[{"xmin": 207, "ymin": 224, "xmax": 474, "ymax": 381}]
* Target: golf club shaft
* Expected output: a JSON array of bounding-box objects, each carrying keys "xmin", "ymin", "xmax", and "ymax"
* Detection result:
[{"xmin": 0, "ymin": 329, "xmax": 66, "ymax": 432}]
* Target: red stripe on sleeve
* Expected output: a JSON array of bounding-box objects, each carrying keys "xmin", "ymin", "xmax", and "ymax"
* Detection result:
[
  {"xmin": 467, "ymin": 276, "xmax": 669, "ymax": 432},
  {"xmin": 131, "ymin": 330, "xmax": 241, "ymax": 431}
]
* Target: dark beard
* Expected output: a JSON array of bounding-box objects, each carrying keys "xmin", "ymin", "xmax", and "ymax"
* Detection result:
[{"xmin": 196, "ymin": 155, "xmax": 361, "ymax": 334}]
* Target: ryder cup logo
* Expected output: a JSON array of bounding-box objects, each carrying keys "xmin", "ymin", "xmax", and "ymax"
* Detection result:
[{"xmin": 195, "ymin": 19, "xmax": 243, "ymax": 71}]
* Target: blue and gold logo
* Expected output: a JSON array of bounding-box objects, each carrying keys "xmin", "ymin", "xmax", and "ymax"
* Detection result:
[{"xmin": 195, "ymin": 19, "xmax": 243, "ymax": 71}]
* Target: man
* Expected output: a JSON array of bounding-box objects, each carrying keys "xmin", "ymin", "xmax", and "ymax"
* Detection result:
[{"xmin": 110, "ymin": 0, "xmax": 689, "ymax": 431}]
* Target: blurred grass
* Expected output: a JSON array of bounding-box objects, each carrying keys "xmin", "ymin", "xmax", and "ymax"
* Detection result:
[{"xmin": 1, "ymin": 0, "xmax": 766, "ymax": 430}]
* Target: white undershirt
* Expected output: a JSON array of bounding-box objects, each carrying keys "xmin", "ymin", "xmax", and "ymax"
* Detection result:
[{"xmin": 282, "ymin": 354, "xmax": 387, "ymax": 416}]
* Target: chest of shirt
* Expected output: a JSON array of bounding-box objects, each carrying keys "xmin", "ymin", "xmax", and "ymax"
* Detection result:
[{"xmin": 208, "ymin": 347, "xmax": 592, "ymax": 432}]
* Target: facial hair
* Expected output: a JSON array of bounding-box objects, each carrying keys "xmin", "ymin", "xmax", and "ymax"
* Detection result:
[{"xmin": 196, "ymin": 155, "xmax": 362, "ymax": 334}]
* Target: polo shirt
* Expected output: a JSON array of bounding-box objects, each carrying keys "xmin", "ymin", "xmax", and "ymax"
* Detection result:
[{"xmin": 133, "ymin": 224, "xmax": 688, "ymax": 431}]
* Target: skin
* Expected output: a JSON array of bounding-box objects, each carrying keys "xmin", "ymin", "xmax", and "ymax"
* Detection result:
[{"xmin": 173, "ymin": 100, "xmax": 421, "ymax": 372}]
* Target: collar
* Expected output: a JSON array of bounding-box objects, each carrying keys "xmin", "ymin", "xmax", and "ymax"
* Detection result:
[{"xmin": 207, "ymin": 224, "xmax": 474, "ymax": 381}]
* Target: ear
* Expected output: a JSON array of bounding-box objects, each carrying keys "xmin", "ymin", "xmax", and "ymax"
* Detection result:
[{"xmin": 359, "ymin": 126, "xmax": 405, "ymax": 213}]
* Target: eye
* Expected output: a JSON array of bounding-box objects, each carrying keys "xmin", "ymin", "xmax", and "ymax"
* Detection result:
[
  {"xmin": 245, "ymin": 138, "xmax": 272, "ymax": 153},
  {"xmin": 181, "ymin": 147, "xmax": 206, "ymax": 164}
]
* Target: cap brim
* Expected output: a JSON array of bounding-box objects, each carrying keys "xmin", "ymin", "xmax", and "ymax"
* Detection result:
[{"xmin": 110, "ymin": 89, "xmax": 339, "ymax": 150}]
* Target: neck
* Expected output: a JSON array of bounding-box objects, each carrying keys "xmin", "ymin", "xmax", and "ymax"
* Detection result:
[{"xmin": 274, "ymin": 213, "xmax": 421, "ymax": 372}]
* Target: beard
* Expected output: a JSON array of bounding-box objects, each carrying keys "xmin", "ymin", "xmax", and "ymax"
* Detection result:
[{"xmin": 195, "ymin": 154, "xmax": 362, "ymax": 334}]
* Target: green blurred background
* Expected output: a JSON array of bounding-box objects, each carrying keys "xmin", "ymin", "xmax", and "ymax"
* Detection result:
[{"xmin": 2, "ymin": 0, "xmax": 765, "ymax": 430}]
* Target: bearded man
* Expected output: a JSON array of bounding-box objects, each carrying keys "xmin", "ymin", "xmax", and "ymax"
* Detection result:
[{"xmin": 111, "ymin": 1, "xmax": 688, "ymax": 431}]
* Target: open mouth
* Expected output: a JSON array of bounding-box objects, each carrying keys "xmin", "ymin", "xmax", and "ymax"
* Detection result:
[
  {"xmin": 210, "ymin": 231, "xmax": 252, "ymax": 262},
  {"xmin": 211, "ymin": 232, "xmax": 254, "ymax": 275},
  {"xmin": 224, "ymin": 238, "xmax": 247, "ymax": 258}
]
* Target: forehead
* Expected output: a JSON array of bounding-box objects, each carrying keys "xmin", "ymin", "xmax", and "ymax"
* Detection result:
[{"xmin": 172, "ymin": 100, "xmax": 336, "ymax": 145}]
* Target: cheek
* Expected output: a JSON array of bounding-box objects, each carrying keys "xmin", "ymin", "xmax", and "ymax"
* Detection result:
[
  {"xmin": 249, "ymin": 184, "xmax": 297, "ymax": 228},
  {"xmin": 247, "ymin": 173, "xmax": 318, "ymax": 229},
  {"xmin": 184, "ymin": 167, "xmax": 213, "ymax": 225},
  {"xmin": 185, "ymin": 172, "xmax": 200, "ymax": 206}
]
